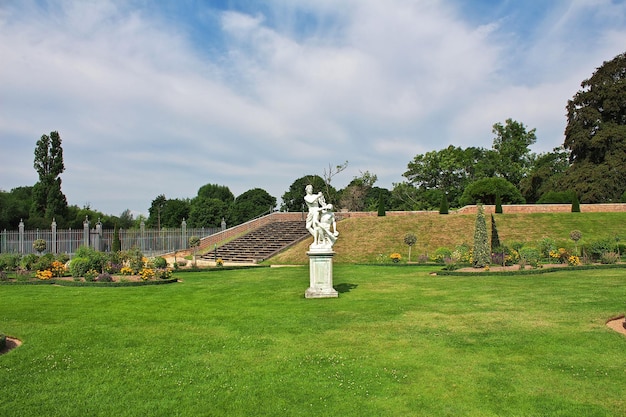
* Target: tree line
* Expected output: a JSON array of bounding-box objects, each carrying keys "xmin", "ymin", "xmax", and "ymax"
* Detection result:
[{"xmin": 1, "ymin": 51, "xmax": 625, "ymax": 230}]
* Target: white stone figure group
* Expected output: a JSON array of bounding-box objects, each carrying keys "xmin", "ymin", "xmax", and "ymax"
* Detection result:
[{"xmin": 304, "ymin": 185, "xmax": 339, "ymax": 249}]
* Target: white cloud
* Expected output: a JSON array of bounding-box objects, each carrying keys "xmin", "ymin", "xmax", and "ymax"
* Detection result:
[{"xmin": 1, "ymin": 0, "xmax": 625, "ymax": 217}]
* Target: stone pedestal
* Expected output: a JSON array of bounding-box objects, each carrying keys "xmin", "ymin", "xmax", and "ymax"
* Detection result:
[{"xmin": 305, "ymin": 249, "xmax": 338, "ymax": 298}]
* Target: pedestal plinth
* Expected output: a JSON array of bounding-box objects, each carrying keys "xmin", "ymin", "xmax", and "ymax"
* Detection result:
[{"xmin": 305, "ymin": 249, "xmax": 338, "ymax": 298}]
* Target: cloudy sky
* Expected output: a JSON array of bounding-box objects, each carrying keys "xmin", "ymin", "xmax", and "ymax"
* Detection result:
[{"xmin": 1, "ymin": 0, "xmax": 625, "ymax": 217}]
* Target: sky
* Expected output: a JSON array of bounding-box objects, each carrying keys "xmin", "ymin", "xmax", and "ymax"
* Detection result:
[{"xmin": 1, "ymin": 0, "xmax": 625, "ymax": 218}]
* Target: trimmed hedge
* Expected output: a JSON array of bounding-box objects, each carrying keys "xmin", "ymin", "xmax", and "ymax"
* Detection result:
[
  {"xmin": 0, "ymin": 278, "xmax": 178, "ymax": 287},
  {"xmin": 437, "ymin": 263, "xmax": 626, "ymax": 277}
]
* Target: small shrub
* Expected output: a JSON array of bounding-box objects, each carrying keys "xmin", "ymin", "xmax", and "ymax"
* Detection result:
[
  {"xmin": 155, "ymin": 268, "xmax": 172, "ymax": 280},
  {"xmin": 0, "ymin": 271, "xmax": 8, "ymax": 281},
  {"xmin": 105, "ymin": 262, "xmax": 122, "ymax": 274},
  {"xmin": 34, "ymin": 253, "xmax": 55, "ymax": 272},
  {"xmin": 120, "ymin": 266, "xmax": 133, "ymax": 275},
  {"xmin": 56, "ymin": 253, "xmax": 70, "ymax": 265},
  {"xmin": 417, "ymin": 254, "xmax": 429, "ymax": 264},
  {"xmin": 140, "ymin": 268, "xmax": 155, "ymax": 281},
  {"xmin": 178, "ymin": 259, "xmax": 188, "ymax": 266},
  {"xmin": 433, "ymin": 247, "xmax": 452, "ymax": 264},
  {"xmin": 0, "ymin": 254, "xmax": 21, "ymax": 272},
  {"xmin": 96, "ymin": 273, "xmax": 113, "ymax": 282},
  {"xmin": 153, "ymin": 256, "xmax": 167, "ymax": 269},
  {"xmin": 537, "ymin": 238, "xmax": 557, "ymax": 259},
  {"xmin": 549, "ymin": 248, "xmax": 570, "ymax": 264},
  {"xmin": 69, "ymin": 257, "xmax": 90, "ymax": 278},
  {"xmin": 20, "ymin": 254, "xmax": 39, "ymax": 271},
  {"xmin": 519, "ymin": 247, "xmax": 540, "ymax": 268},
  {"xmin": 567, "ymin": 255, "xmax": 581, "ymax": 266},
  {"xmin": 587, "ymin": 238, "xmax": 616, "ymax": 261},
  {"xmin": 84, "ymin": 269, "xmax": 99, "ymax": 282}
]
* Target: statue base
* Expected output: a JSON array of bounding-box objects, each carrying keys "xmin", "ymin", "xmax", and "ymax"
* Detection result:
[{"xmin": 305, "ymin": 249, "xmax": 338, "ymax": 298}]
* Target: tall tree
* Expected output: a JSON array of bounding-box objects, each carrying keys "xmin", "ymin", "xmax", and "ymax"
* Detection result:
[
  {"xmin": 147, "ymin": 195, "xmax": 167, "ymax": 229},
  {"xmin": 519, "ymin": 146, "xmax": 570, "ymax": 203},
  {"xmin": 491, "ymin": 119, "xmax": 537, "ymax": 187},
  {"xmin": 197, "ymin": 183, "xmax": 235, "ymax": 203},
  {"xmin": 281, "ymin": 175, "xmax": 330, "ymax": 212},
  {"xmin": 229, "ymin": 188, "xmax": 276, "ymax": 225},
  {"xmin": 31, "ymin": 131, "xmax": 68, "ymax": 221},
  {"xmin": 561, "ymin": 51, "xmax": 626, "ymax": 202},
  {"xmin": 339, "ymin": 171, "xmax": 377, "ymax": 211},
  {"xmin": 403, "ymin": 145, "xmax": 492, "ymax": 209}
]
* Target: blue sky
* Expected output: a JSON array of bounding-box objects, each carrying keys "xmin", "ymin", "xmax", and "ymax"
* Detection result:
[{"xmin": 1, "ymin": 0, "xmax": 625, "ymax": 218}]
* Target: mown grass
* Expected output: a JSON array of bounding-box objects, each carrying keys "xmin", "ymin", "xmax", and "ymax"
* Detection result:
[
  {"xmin": 269, "ymin": 212, "xmax": 626, "ymax": 264},
  {"xmin": 1, "ymin": 266, "xmax": 625, "ymax": 416}
]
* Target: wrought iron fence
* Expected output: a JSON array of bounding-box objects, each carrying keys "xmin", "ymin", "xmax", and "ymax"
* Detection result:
[{"xmin": 0, "ymin": 219, "xmax": 220, "ymax": 257}]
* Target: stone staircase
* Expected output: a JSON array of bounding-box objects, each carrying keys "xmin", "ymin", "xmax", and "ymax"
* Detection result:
[{"xmin": 201, "ymin": 220, "xmax": 309, "ymax": 263}]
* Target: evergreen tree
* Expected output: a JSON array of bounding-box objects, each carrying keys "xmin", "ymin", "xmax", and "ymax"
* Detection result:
[
  {"xmin": 571, "ymin": 193, "xmax": 581, "ymax": 213},
  {"xmin": 490, "ymin": 214, "xmax": 501, "ymax": 249},
  {"xmin": 439, "ymin": 193, "xmax": 449, "ymax": 214},
  {"xmin": 377, "ymin": 191, "xmax": 386, "ymax": 216},
  {"xmin": 112, "ymin": 224, "xmax": 121, "ymax": 252},
  {"xmin": 495, "ymin": 192, "xmax": 503, "ymax": 214},
  {"xmin": 473, "ymin": 204, "xmax": 490, "ymax": 268}
]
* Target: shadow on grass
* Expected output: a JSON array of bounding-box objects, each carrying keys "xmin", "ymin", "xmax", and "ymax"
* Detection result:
[{"xmin": 334, "ymin": 283, "xmax": 358, "ymax": 293}]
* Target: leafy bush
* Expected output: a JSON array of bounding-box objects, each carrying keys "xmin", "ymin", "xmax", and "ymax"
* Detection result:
[
  {"xmin": 155, "ymin": 268, "xmax": 172, "ymax": 280},
  {"xmin": 20, "ymin": 254, "xmax": 39, "ymax": 271},
  {"xmin": 433, "ymin": 247, "xmax": 452, "ymax": 264},
  {"xmin": 84, "ymin": 269, "xmax": 99, "ymax": 282},
  {"xmin": 74, "ymin": 246, "xmax": 107, "ymax": 272},
  {"xmin": 34, "ymin": 253, "xmax": 55, "ymax": 272},
  {"xmin": 121, "ymin": 247, "xmax": 145, "ymax": 274},
  {"xmin": 153, "ymin": 256, "xmax": 167, "ymax": 269},
  {"xmin": 0, "ymin": 254, "xmax": 21, "ymax": 272},
  {"xmin": 69, "ymin": 257, "xmax": 90, "ymax": 278},
  {"xmin": 537, "ymin": 238, "xmax": 557, "ymax": 259},
  {"xmin": 587, "ymin": 238, "xmax": 616, "ymax": 261},
  {"xmin": 519, "ymin": 247, "xmax": 540, "ymax": 267},
  {"xmin": 56, "ymin": 253, "xmax": 70, "ymax": 264}
]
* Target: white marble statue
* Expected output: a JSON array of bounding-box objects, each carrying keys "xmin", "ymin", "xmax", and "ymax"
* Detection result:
[{"xmin": 304, "ymin": 185, "xmax": 338, "ymax": 249}]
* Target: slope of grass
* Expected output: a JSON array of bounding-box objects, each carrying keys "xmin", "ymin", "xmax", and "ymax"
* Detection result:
[
  {"xmin": 269, "ymin": 212, "xmax": 626, "ymax": 264},
  {"xmin": 1, "ymin": 266, "xmax": 625, "ymax": 416}
]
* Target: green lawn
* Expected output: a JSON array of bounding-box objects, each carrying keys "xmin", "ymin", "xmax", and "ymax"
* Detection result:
[{"xmin": 1, "ymin": 266, "xmax": 625, "ymax": 416}]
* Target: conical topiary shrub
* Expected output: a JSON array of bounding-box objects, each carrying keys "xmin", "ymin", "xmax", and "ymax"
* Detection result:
[{"xmin": 473, "ymin": 204, "xmax": 490, "ymax": 268}]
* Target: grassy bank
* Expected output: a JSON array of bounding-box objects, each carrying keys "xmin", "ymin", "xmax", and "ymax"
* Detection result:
[
  {"xmin": 269, "ymin": 212, "xmax": 626, "ymax": 264},
  {"xmin": 1, "ymin": 266, "xmax": 625, "ymax": 416}
]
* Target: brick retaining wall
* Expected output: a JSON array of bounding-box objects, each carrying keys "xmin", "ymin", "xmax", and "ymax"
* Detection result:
[{"xmin": 192, "ymin": 204, "xmax": 626, "ymax": 253}]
